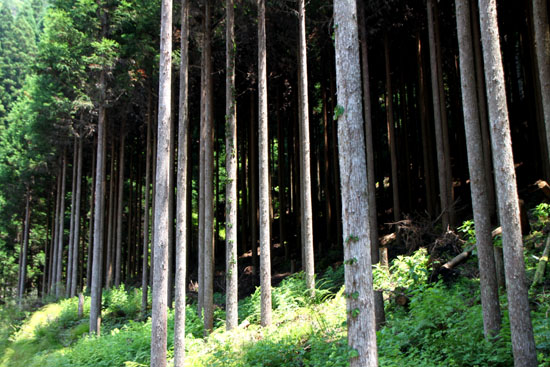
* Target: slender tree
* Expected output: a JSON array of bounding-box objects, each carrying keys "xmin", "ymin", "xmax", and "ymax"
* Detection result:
[
  {"xmin": 174, "ymin": 0, "xmax": 189, "ymax": 362},
  {"xmin": 150, "ymin": 0, "xmax": 172, "ymax": 364},
  {"xmin": 56, "ymin": 150, "xmax": 67, "ymax": 299},
  {"xmin": 70, "ymin": 137, "xmax": 83, "ymax": 297},
  {"xmin": 358, "ymin": 0, "xmax": 384, "ymax": 329},
  {"xmin": 66, "ymin": 139, "xmax": 78, "ymax": 297},
  {"xmin": 225, "ymin": 0, "xmax": 239, "ymax": 331},
  {"xmin": 334, "ymin": 0, "xmax": 378, "ymax": 365},
  {"xmin": 427, "ymin": 0, "xmax": 450, "ymax": 229},
  {"xmin": 141, "ymin": 91, "xmax": 153, "ymax": 317},
  {"xmin": 114, "ymin": 122, "xmax": 125, "ymax": 287},
  {"xmin": 258, "ymin": 0, "xmax": 272, "ymax": 327},
  {"xmin": 477, "ymin": 0, "xmax": 537, "ymax": 364},
  {"xmin": 297, "ymin": 0, "xmax": 315, "ymax": 293},
  {"xmin": 17, "ymin": 190, "xmax": 31, "ymax": 302},
  {"xmin": 455, "ymin": 0, "xmax": 501, "ymax": 337},
  {"xmin": 533, "ymin": 0, "xmax": 550, "ymax": 168}
]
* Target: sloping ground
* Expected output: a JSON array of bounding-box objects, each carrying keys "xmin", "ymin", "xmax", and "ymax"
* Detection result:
[{"xmin": 0, "ymin": 248, "xmax": 549, "ymax": 367}]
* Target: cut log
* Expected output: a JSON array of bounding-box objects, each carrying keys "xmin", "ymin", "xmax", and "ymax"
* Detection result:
[
  {"xmin": 536, "ymin": 180, "xmax": 550, "ymax": 199},
  {"xmin": 379, "ymin": 233, "xmax": 396, "ymax": 247},
  {"xmin": 532, "ymin": 236, "xmax": 550, "ymax": 287}
]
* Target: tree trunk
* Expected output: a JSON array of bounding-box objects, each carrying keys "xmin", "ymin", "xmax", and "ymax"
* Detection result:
[
  {"xmin": 86, "ymin": 143, "xmax": 96, "ymax": 291},
  {"xmin": 225, "ymin": 0, "xmax": 238, "ymax": 331},
  {"xmin": 90, "ymin": 79, "xmax": 107, "ymax": 335},
  {"xmin": 150, "ymin": 0, "xmax": 172, "ymax": 364},
  {"xmin": 334, "ymin": 0, "xmax": 378, "ymax": 364},
  {"xmin": 56, "ymin": 150, "xmax": 67, "ymax": 299},
  {"xmin": 202, "ymin": 0, "xmax": 215, "ymax": 333},
  {"xmin": 115, "ymin": 122, "xmax": 125, "ymax": 287},
  {"xmin": 249, "ymin": 92, "xmax": 258, "ymax": 276},
  {"xmin": 297, "ymin": 0, "xmax": 315, "ymax": 293},
  {"xmin": 455, "ymin": 0, "xmax": 501, "ymax": 338},
  {"xmin": 258, "ymin": 0, "xmax": 272, "ymax": 327},
  {"xmin": 427, "ymin": 0, "xmax": 450, "ymax": 230},
  {"xmin": 477, "ymin": 0, "xmax": 538, "ymax": 364},
  {"xmin": 174, "ymin": 0, "xmax": 189, "ymax": 362},
  {"xmin": 18, "ymin": 191, "xmax": 31, "ymax": 302},
  {"xmin": 142, "ymin": 89, "xmax": 153, "ymax": 318},
  {"xmin": 384, "ymin": 35, "xmax": 400, "ymax": 223},
  {"xmin": 105, "ymin": 137, "xmax": 116, "ymax": 289},
  {"xmin": 358, "ymin": 2, "xmax": 385, "ymax": 330},
  {"xmin": 533, "ymin": 0, "xmax": 550, "ymax": 171},
  {"xmin": 66, "ymin": 138, "xmax": 78, "ymax": 297},
  {"xmin": 50, "ymin": 172, "xmax": 61, "ymax": 294},
  {"xmin": 71, "ymin": 137, "xmax": 83, "ymax": 297}
]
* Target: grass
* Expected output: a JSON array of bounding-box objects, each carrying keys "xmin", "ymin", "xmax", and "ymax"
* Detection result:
[{"xmin": 0, "ymin": 224, "xmax": 549, "ymax": 366}]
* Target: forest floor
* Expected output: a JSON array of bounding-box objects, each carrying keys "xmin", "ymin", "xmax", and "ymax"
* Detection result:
[{"xmin": 1, "ymin": 207, "xmax": 550, "ymax": 366}]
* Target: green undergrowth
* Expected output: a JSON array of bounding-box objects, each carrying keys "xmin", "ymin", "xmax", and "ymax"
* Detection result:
[{"xmin": 1, "ymin": 244, "xmax": 549, "ymax": 366}]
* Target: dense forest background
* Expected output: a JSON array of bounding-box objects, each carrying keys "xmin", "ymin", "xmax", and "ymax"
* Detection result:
[{"xmin": 0, "ymin": 0, "xmax": 550, "ymax": 365}]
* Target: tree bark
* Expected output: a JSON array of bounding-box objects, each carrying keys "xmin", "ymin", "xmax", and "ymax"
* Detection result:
[
  {"xmin": 384, "ymin": 35, "xmax": 400, "ymax": 223},
  {"xmin": 297, "ymin": 0, "xmax": 315, "ymax": 293},
  {"xmin": 174, "ymin": 0, "xmax": 189, "ymax": 362},
  {"xmin": 66, "ymin": 138, "xmax": 78, "ymax": 297},
  {"xmin": 56, "ymin": 150, "xmax": 67, "ymax": 299},
  {"xmin": 86, "ymin": 143, "xmax": 96, "ymax": 291},
  {"xmin": 71, "ymin": 137, "xmax": 83, "ymax": 297},
  {"xmin": 533, "ymin": 0, "xmax": 550, "ymax": 171},
  {"xmin": 105, "ymin": 137, "xmax": 116, "ymax": 289},
  {"xmin": 225, "ymin": 0, "xmax": 238, "ymax": 331},
  {"xmin": 90, "ymin": 81, "xmax": 107, "ymax": 335},
  {"xmin": 333, "ymin": 0, "xmax": 378, "ymax": 364},
  {"xmin": 258, "ymin": 0, "xmax": 272, "ymax": 327},
  {"xmin": 358, "ymin": 2, "xmax": 385, "ymax": 330},
  {"xmin": 18, "ymin": 191, "xmax": 31, "ymax": 302},
  {"xmin": 115, "ymin": 122, "xmax": 125, "ymax": 287},
  {"xmin": 455, "ymin": 0, "xmax": 501, "ymax": 338},
  {"xmin": 150, "ymin": 0, "xmax": 172, "ymax": 365},
  {"xmin": 202, "ymin": 0, "xmax": 215, "ymax": 333},
  {"xmin": 477, "ymin": 0, "xmax": 538, "ymax": 364},
  {"xmin": 142, "ymin": 89, "xmax": 153, "ymax": 318}
]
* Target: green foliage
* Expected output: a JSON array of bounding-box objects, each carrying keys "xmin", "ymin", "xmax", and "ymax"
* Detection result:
[
  {"xmin": 373, "ymin": 247, "xmax": 430, "ymax": 291},
  {"xmin": 458, "ymin": 219, "xmax": 476, "ymax": 245}
]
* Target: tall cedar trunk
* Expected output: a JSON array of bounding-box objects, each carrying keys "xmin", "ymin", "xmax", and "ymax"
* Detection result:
[
  {"xmin": 90, "ymin": 71, "xmax": 107, "ymax": 334},
  {"xmin": 67, "ymin": 138, "xmax": 77, "ymax": 297},
  {"xmin": 277, "ymin": 98, "xmax": 287, "ymax": 261},
  {"xmin": 115, "ymin": 122, "xmax": 125, "ymax": 287},
  {"xmin": 249, "ymin": 93, "xmax": 258, "ymax": 275},
  {"xmin": 42, "ymin": 193, "xmax": 52, "ymax": 298},
  {"xmin": 427, "ymin": 0, "xmax": 450, "ymax": 229},
  {"xmin": 18, "ymin": 191, "xmax": 31, "ymax": 301},
  {"xmin": 471, "ymin": 0, "xmax": 495, "ymax": 218},
  {"xmin": 150, "ymin": 127, "xmax": 157, "ymax": 290},
  {"xmin": 151, "ymin": 0, "xmax": 172, "ymax": 364},
  {"xmin": 128, "ymin": 160, "xmax": 134, "ymax": 279},
  {"xmin": 105, "ymin": 138, "xmax": 116, "ymax": 288},
  {"xmin": 322, "ymin": 88, "xmax": 332, "ymax": 247},
  {"xmin": 71, "ymin": 137, "xmax": 83, "ymax": 297},
  {"xmin": 358, "ymin": 2, "xmax": 385, "ymax": 330},
  {"xmin": 434, "ymin": 2, "xmax": 454, "ymax": 226},
  {"xmin": 202, "ymin": 0, "xmax": 215, "ymax": 333},
  {"xmin": 297, "ymin": 0, "xmax": 315, "ymax": 292},
  {"xmin": 50, "ymin": 172, "xmax": 61, "ymax": 294},
  {"xmin": 225, "ymin": 0, "xmax": 238, "ymax": 331},
  {"xmin": 477, "ymin": 0, "xmax": 538, "ymax": 365},
  {"xmin": 258, "ymin": 0, "xmax": 272, "ymax": 327},
  {"xmin": 174, "ymin": 0, "xmax": 189, "ymax": 362},
  {"xmin": 142, "ymin": 89, "xmax": 153, "ymax": 317},
  {"xmin": 167, "ymin": 86, "xmax": 175, "ymax": 308},
  {"xmin": 416, "ymin": 33, "xmax": 436, "ymax": 216},
  {"xmin": 198, "ymin": 36, "xmax": 206, "ymax": 317},
  {"xmin": 455, "ymin": 0, "xmax": 501, "ymax": 337},
  {"xmin": 56, "ymin": 150, "xmax": 67, "ymax": 299},
  {"xmin": 384, "ymin": 35, "xmax": 400, "ymax": 222},
  {"xmin": 333, "ymin": 0, "xmax": 378, "ymax": 364},
  {"xmin": 533, "ymin": 0, "xmax": 550, "ymax": 171},
  {"xmin": 87, "ymin": 144, "xmax": 96, "ymax": 291}
]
